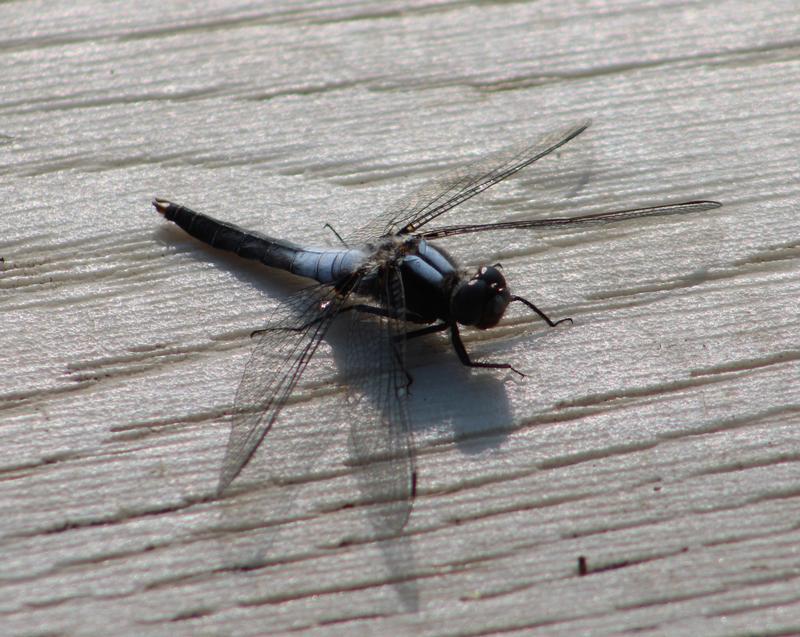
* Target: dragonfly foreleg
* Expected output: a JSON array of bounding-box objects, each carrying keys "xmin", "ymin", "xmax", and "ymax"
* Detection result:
[
  {"xmin": 449, "ymin": 323, "xmax": 525, "ymax": 377},
  {"xmin": 511, "ymin": 295, "xmax": 573, "ymax": 328}
]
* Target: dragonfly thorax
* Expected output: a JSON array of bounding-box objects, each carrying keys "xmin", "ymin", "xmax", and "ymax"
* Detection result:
[{"xmin": 451, "ymin": 265, "xmax": 511, "ymax": 329}]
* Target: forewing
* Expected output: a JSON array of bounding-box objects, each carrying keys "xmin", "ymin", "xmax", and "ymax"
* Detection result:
[
  {"xmin": 419, "ymin": 200, "xmax": 723, "ymax": 240},
  {"xmin": 218, "ymin": 283, "xmax": 348, "ymax": 493},
  {"xmin": 349, "ymin": 120, "xmax": 590, "ymax": 243},
  {"xmin": 344, "ymin": 263, "xmax": 416, "ymax": 533}
]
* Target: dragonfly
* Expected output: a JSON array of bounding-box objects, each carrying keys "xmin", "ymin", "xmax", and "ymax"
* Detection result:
[{"xmin": 153, "ymin": 120, "xmax": 720, "ymax": 532}]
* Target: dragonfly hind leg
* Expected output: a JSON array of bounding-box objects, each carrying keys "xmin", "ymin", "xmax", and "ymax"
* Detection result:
[
  {"xmin": 250, "ymin": 303, "xmax": 424, "ymax": 338},
  {"xmin": 349, "ymin": 303, "xmax": 426, "ymax": 323},
  {"xmin": 252, "ymin": 302, "xmax": 421, "ymax": 386}
]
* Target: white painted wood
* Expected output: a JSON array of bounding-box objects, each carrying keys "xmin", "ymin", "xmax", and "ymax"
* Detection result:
[{"xmin": 2, "ymin": 1, "xmax": 800, "ymax": 635}]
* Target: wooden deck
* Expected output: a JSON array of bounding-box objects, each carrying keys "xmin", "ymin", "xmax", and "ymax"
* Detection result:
[{"xmin": 2, "ymin": 1, "xmax": 800, "ymax": 635}]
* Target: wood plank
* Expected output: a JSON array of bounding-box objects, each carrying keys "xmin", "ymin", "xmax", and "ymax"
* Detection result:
[{"xmin": 2, "ymin": 1, "xmax": 800, "ymax": 634}]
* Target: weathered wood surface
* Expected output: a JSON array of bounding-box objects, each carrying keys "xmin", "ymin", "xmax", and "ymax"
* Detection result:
[{"xmin": 2, "ymin": 1, "xmax": 800, "ymax": 635}]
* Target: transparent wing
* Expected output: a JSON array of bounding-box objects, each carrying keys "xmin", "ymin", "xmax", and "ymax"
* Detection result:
[
  {"xmin": 344, "ymin": 263, "xmax": 416, "ymax": 533},
  {"xmin": 218, "ymin": 282, "xmax": 350, "ymax": 493},
  {"xmin": 418, "ymin": 200, "xmax": 722, "ymax": 240},
  {"xmin": 349, "ymin": 120, "xmax": 591, "ymax": 243}
]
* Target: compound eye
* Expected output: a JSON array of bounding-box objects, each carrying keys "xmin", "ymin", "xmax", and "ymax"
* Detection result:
[
  {"xmin": 474, "ymin": 266, "xmax": 510, "ymax": 328},
  {"xmin": 478, "ymin": 265, "xmax": 506, "ymax": 289},
  {"xmin": 477, "ymin": 290, "xmax": 510, "ymax": 329}
]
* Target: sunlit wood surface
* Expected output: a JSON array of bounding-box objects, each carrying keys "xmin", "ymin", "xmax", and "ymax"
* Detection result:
[{"xmin": 3, "ymin": 1, "xmax": 800, "ymax": 635}]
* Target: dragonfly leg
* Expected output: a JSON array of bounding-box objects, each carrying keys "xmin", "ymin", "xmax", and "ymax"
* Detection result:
[
  {"xmin": 323, "ymin": 222, "xmax": 348, "ymax": 246},
  {"xmin": 512, "ymin": 295, "xmax": 573, "ymax": 328},
  {"xmin": 341, "ymin": 305, "xmax": 417, "ymax": 391},
  {"xmin": 250, "ymin": 304, "xmax": 424, "ymax": 337},
  {"xmin": 449, "ymin": 324, "xmax": 525, "ymax": 377},
  {"xmin": 403, "ymin": 322, "xmax": 449, "ymax": 341},
  {"xmin": 389, "ymin": 323, "xmax": 451, "ymax": 393},
  {"xmin": 251, "ymin": 315, "xmax": 328, "ymax": 337},
  {"xmin": 347, "ymin": 305, "xmax": 423, "ymax": 387},
  {"xmin": 389, "ymin": 337, "xmax": 414, "ymax": 392},
  {"xmin": 349, "ymin": 303, "xmax": 425, "ymax": 323}
]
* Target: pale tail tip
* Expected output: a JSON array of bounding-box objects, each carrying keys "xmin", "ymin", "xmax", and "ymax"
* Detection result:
[{"xmin": 152, "ymin": 198, "xmax": 172, "ymax": 215}]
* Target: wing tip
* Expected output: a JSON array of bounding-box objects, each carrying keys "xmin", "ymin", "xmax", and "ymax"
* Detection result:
[
  {"xmin": 559, "ymin": 119, "xmax": 592, "ymax": 146},
  {"xmin": 217, "ymin": 469, "xmax": 236, "ymax": 496},
  {"xmin": 687, "ymin": 199, "xmax": 723, "ymax": 212}
]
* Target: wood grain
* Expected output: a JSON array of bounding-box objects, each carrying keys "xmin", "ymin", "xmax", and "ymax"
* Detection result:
[{"xmin": 2, "ymin": 1, "xmax": 800, "ymax": 635}]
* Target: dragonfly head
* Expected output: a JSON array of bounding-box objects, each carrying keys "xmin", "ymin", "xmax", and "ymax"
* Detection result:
[{"xmin": 452, "ymin": 265, "xmax": 511, "ymax": 329}]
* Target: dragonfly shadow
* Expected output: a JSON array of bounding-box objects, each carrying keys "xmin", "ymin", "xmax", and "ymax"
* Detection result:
[
  {"xmin": 327, "ymin": 311, "xmax": 519, "ymax": 500},
  {"xmin": 172, "ymin": 253, "xmax": 421, "ymax": 609},
  {"xmin": 400, "ymin": 336, "xmax": 516, "ymax": 454}
]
